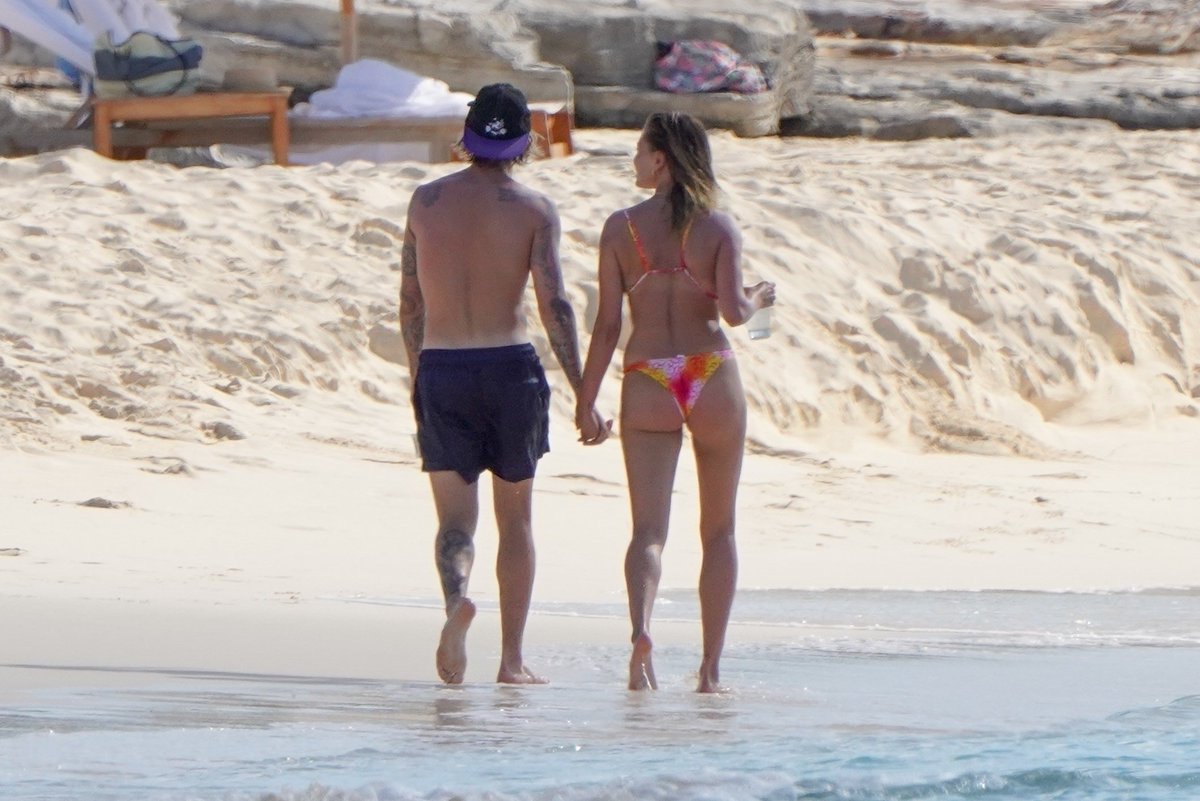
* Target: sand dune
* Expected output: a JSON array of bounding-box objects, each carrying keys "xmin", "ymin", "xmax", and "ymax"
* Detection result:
[{"xmin": 3, "ymin": 129, "xmax": 1197, "ymax": 458}]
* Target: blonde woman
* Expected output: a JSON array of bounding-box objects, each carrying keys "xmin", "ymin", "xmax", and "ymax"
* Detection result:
[{"xmin": 575, "ymin": 113, "xmax": 775, "ymax": 692}]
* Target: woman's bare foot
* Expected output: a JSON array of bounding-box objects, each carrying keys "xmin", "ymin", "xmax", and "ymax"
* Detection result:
[
  {"xmin": 497, "ymin": 664, "xmax": 548, "ymax": 684},
  {"xmin": 696, "ymin": 658, "xmax": 726, "ymax": 693},
  {"xmin": 436, "ymin": 598, "xmax": 476, "ymax": 684},
  {"xmin": 628, "ymin": 633, "xmax": 658, "ymax": 690}
]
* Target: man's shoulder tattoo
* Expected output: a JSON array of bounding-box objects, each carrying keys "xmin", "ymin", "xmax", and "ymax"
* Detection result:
[{"xmin": 419, "ymin": 183, "xmax": 444, "ymax": 208}]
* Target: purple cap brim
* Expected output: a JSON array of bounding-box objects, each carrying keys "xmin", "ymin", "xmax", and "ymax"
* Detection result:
[{"xmin": 462, "ymin": 126, "xmax": 530, "ymax": 160}]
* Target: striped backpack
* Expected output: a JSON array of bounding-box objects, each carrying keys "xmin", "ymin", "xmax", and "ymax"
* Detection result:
[{"xmin": 93, "ymin": 31, "xmax": 203, "ymax": 98}]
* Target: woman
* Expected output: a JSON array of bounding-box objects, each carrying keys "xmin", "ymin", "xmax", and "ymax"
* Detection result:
[{"xmin": 575, "ymin": 112, "xmax": 775, "ymax": 693}]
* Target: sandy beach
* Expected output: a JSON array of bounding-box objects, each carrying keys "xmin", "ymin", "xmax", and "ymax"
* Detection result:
[
  {"xmin": 2, "ymin": 126, "xmax": 1200, "ymax": 799},
  {"xmin": 2, "ymin": 120, "xmax": 1200, "ymax": 801}
]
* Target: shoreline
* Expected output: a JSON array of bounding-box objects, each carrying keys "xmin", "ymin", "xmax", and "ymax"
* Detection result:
[
  {"xmin": 4, "ymin": 418, "xmax": 1199, "ymax": 700},
  {"xmin": 2, "ymin": 121, "xmax": 1199, "ymax": 708}
]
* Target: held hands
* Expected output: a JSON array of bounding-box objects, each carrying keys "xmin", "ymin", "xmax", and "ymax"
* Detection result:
[{"xmin": 575, "ymin": 404, "xmax": 613, "ymax": 446}]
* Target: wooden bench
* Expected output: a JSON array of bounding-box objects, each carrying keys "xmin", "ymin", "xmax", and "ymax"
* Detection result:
[
  {"xmin": 76, "ymin": 93, "xmax": 572, "ymax": 165},
  {"xmin": 532, "ymin": 107, "xmax": 574, "ymax": 158},
  {"xmin": 91, "ymin": 91, "xmax": 290, "ymax": 165}
]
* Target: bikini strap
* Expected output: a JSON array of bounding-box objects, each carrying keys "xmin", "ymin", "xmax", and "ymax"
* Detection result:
[
  {"xmin": 623, "ymin": 210, "xmax": 653, "ymax": 273},
  {"xmin": 678, "ymin": 218, "xmax": 718, "ymax": 300},
  {"xmin": 624, "ymin": 209, "xmax": 652, "ymax": 275}
]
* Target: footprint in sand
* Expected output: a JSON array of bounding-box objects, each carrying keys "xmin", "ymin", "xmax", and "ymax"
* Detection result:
[
  {"xmin": 136, "ymin": 456, "xmax": 194, "ymax": 476},
  {"xmin": 78, "ymin": 497, "xmax": 130, "ymax": 509}
]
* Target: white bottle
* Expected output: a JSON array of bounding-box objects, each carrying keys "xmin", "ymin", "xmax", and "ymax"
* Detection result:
[{"xmin": 747, "ymin": 307, "xmax": 772, "ymax": 340}]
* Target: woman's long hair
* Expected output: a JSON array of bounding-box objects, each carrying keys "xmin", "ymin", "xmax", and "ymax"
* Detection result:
[{"xmin": 641, "ymin": 112, "xmax": 719, "ymax": 231}]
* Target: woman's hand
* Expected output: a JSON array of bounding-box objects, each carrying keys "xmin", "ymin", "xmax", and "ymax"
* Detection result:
[
  {"xmin": 747, "ymin": 280, "xmax": 776, "ymax": 311},
  {"xmin": 576, "ymin": 404, "xmax": 613, "ymax": 446}
]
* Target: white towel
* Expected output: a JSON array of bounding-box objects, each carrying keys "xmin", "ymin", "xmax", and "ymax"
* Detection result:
[
  {"xmin": 0, "ymin": 0, "xmax": 93, "ymax": 73},
  {"xmin": 293, "ymin": 60, "xmax": 472, "ymax": 120}
]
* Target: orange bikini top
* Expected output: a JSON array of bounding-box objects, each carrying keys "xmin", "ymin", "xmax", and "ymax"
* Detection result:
[{"xmin": 623, "ymin": 210, "xmax": 718, "ymax": 300}]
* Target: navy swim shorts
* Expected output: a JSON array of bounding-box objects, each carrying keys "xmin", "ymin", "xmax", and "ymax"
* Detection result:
[{"xmin": 413, "ymin": 343, "xmax": 551, "ymax": 484}]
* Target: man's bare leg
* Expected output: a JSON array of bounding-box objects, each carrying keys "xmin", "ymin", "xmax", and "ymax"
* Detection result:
[
  {"xmin": 437, "ymin": 596, "xmax": 476, "ymax": 685},
  {"xmin": 492, "ymin": 476, "xmax": 547, "ymax": 684},
  {"xmin": 430, "ymin": 472, "xmax": 480, "ymax": 684}
]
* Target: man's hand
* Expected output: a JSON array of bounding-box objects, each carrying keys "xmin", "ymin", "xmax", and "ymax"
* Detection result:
[{"xmin": 575, "ymin": 404, "xmax": 613, "ymax": 446}]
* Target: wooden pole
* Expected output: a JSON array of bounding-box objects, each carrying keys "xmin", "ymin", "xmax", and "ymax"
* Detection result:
[{"xmin": 340, "ymin": 0, "xmax": 358, "ymax": 65}]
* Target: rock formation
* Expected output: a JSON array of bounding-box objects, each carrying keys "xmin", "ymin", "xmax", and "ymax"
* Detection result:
[
  {"xmin": 3, "ymin": 0, "xmax": 1199, "ymax": 147},
  {"xmin": 786, "ymin": 0, "xmax": 1200, "ymax": 138}
]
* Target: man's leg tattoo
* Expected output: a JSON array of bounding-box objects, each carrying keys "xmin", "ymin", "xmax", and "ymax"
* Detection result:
[{"xmin": 436, "ymin": 528, "xmax": 474, "ymax": 606}]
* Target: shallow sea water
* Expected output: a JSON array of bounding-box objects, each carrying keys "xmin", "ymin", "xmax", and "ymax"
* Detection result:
[{"xmin": 3, "ymin": 589, "xmax": 1199, "ymax": 801}]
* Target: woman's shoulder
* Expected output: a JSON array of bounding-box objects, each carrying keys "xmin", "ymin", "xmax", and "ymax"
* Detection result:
[
  {"xmin": 607, "ymin": 203, "xmax": 639, "ymax": 220},
  {"xmin": 690, "ymin": 208, "xmax": 739, "ymax": 240},
  {"xmin": 601, "ymin": 204, "xmax": 641, "ymax": 234},
  {"xmin": 613, "ymin": 199, "xmax": 657, "ymax": 222},
  {"xmin": 694, "ymin": 206, "xmax": 735, "ymax": 226}
]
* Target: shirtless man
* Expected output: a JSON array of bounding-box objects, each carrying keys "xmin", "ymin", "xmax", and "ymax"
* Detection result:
[{"xmin": 400, "ymin": 83, "xmax": 608, "ymax": 685}]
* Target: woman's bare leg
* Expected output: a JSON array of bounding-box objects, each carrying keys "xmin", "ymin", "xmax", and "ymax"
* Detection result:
[
  {"xmin": 492, "ymin": 475, "xmax": 547, "ymax": 684},
  {"xmin": 687, "ymin": 360, "xmax": 747, "ymax": 693},
  {"xmin": 429, "ymin": 471, "xmax": 480, "ymax": 684},
  {"xmin": 621, "ymin": 373, "xmax": 684, "ymax": 690}
]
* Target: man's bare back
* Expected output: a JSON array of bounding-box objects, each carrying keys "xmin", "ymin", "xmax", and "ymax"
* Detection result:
[{"xmin": 405, "ymin": 168, "xmax": 555, "ymax": 351}]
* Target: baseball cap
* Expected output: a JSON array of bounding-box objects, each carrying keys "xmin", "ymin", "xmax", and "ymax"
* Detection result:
[{"xmin": 462, "ymin": 83, "xmax": 532, "ymax": 160}]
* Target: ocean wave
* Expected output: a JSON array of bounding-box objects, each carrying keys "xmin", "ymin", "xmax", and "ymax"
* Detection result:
[
  {"xmin": 199, "ymin": 764, "xmax": 1200, "ymax": 801},
  {"xmin": 351, "ymin": 588, "xmax": 1200, "ymax": 650}
]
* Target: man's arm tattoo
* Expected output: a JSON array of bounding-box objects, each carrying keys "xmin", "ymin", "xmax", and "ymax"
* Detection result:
[
  {"xmin": 400, "ymin": 236, "xmax": 417, "ymax": 276},
  {"xmin": 548, "ymin": 296, "xmax": 583, "ymax": 391},
  {"xmin": 399, "ymin": 235, "xmax": 424, "ymax": 369},
  {"xmin": 531, "ymin": 213, "xmax": 584, "ymax": 391}
]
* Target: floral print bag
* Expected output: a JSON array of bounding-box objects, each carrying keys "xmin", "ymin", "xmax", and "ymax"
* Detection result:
[{"xmin": 653, "ymin": 40, "xmax": 768, "ymax": 94}]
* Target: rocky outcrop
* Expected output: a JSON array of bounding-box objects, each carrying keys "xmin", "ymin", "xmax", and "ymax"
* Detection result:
[
  {"xmin": 0, "ymin": 71, "xmax": 87, "ymax": 154},
  {"xmin": 162, "ymin": 0, "xmax": 1198, "ymax": 139},
  {"xmin": 509, "ymin": 0, "xmax": 815, "ymax": 135},
  {"xmin": 4, "ymin": 0, "xmax": 1199, "ymax": 146},
  {"xmin": 165, "ymin": 0, "xmax": 816, "ymax": 137},
  {"xmin": 1049, "ymin": 0, "xmax": 1200, "ymax": 54},
  {"xmin": 788, "ymin": 0, "xmax": 1200, "ymax": 53},
  {"xmin": 167, "ymin": 0, "xmax": 573, "ymax": 104},
  {"xmin": 789, "ymin": 0, "xmax": 1088, "ymax": 47},
  {"xmin": 162, "ymin": 0, "xmax": 817, "ymax": 136},
  {"xmin": 780, "ymin": 0, "xmax": 1200, "ymax": 139},
  {"xmin": 791, "ymin": 38, "xmax": 1200, "ymax": 138},
  {"xmin": 573, "ymin": 86, "xmax": 783, "ymax": 138}
]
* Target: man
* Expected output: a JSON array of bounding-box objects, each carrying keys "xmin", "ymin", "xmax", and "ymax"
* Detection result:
[{"xmin": 400, "ymin": 83, "xmax": 608, "ymax": 685}]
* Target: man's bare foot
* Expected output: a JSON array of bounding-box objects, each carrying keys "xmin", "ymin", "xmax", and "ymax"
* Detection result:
[
  {"xmin": 696, "ymin": 658, "xmax": 727, "ymax": 693},
  {"xmin": 497, "ymin": 664, "xmax": 548, "ymax": 684},
  {"xmin": 436, "ymin": 598, "xmax": 476, "ymax": 684},
  {"xmin": 629, "ymin": 633, "xmax": 658, "ymax": 690}
]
